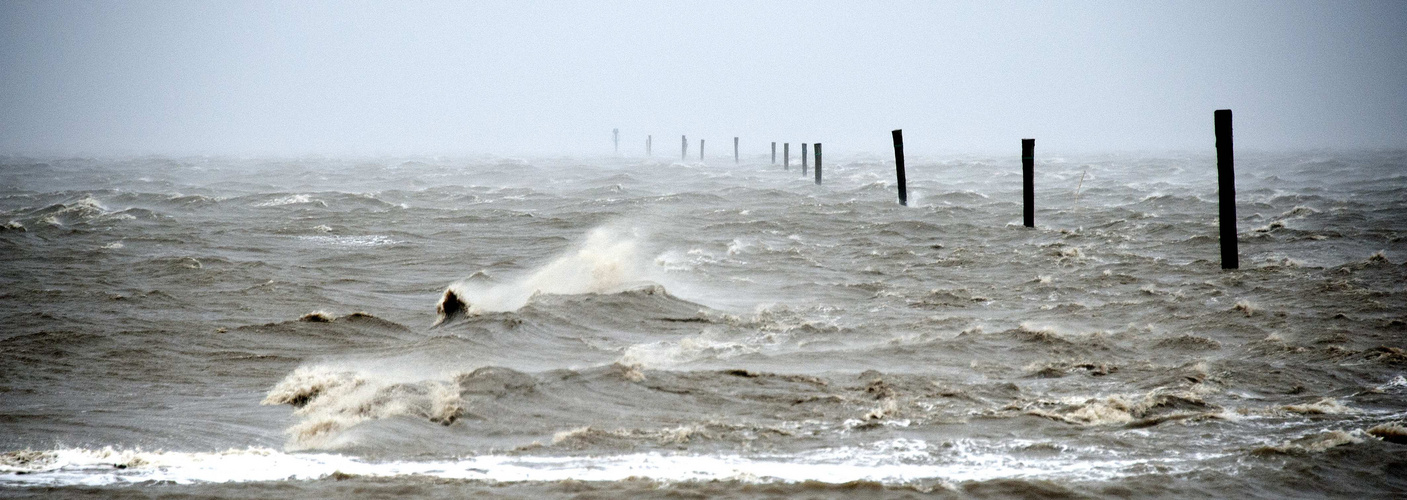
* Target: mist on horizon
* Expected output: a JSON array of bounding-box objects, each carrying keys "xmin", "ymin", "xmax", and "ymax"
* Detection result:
[{"xmin": 1, "ymin": 0, "xmax": 1404, "ymax": 158}]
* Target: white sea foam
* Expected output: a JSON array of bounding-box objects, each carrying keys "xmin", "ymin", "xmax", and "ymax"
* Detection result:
[
  {"xmin": 653, "ymin": 247, "xmax": 720, "ymax": 272},
  {"xmin": 619, "ymin": 333, "xmax": 757, "ymax": 368},
  {"xmin": 255, "ymin": 194, "xmax": 316, "ymax": 207},
  {"xmin": 0, "ymin": 438, "xmax": 1221, "ymax": 487},
  {"xmin": 297, "ymin": 235, "xmax": 401, "ymax": 247}
]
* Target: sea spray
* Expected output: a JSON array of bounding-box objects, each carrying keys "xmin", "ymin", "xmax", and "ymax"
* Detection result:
[{"xmin": 438, "ymin": 225, "xmax": 661, "ymax": 318}]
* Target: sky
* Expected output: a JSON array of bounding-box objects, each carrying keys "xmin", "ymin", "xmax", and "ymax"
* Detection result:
[{"xmin": 1, "ymin": 0, "xmax": 1404, "ymax": 157}]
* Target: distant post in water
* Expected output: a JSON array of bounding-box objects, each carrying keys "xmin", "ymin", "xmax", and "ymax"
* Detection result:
[
  {"xmin": 814, "ymin": 143, "xmax": 822, "ymax": 185},
  {"xmin": 771, "ymin": 142, "xmax": 777, "ymax": 164},
  {"xmin": 613, "ymin": 128, "xmax": 619, "ymax": 153},
  {"xmin": 1216, "ymin": 109, "xmax": 1238, "ymax": 270},
  {"xmin": 892, "ymin": 129, "xmax": 907, "ymax": 206},
  {"xmin": 801, "ymin": 143, "xmax": 809, "ymax": 176},
  {"xmin": 647, "ymin": 135, "xmax": 652, "ymax": 156},
  {"xmin": 734, "ymin": 137, "xmax": 739, "ymax": 163},
  {"xmin": 1022, "ymin": 138, "xmax": 1035, "ymax": 228},
  {"xmin": 700, "ymin": 139, "xmax": 705, "ymax": 161},
  {"xmin": 681, "ymin": 135, "xmax": 688, "ymax": 161},
  {"xmin": 784, "ymin": 143, "xmax": 790, "ymax": 170}
]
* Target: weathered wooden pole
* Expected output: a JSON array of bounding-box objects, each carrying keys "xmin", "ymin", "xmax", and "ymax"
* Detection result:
[
  {"xmin": 801, "ymin": 143, "xmax": 809, "ymax": 176},
  {"xmin": 892, "ymin": 129, "xmax": 907, "ymax": 206},
  {"xmin": 1023, "ymin": 138, "xmax": 1034, "ymax": 228},
  {"xmin": 613, "ymin": 128, "xmax": 619, "ymax": 153},
  {"xmin": 681, "ymin": 135, "xmax": 688, "ymax": 160},
  {"xmin": 814, "ymin": 143, "xmax": 822, "ymax": 185},
  {"xmin": 700, "ymin": 139, "xmax": 705, "ymax": 160},
  {"xmin": 647, "ymin": 135, "xmax": 652, "ymax": 156},
  {"xmin": 1216, "ymin": 109, "xmax": 1238, "ymax": 269},
  {"xmin": 771, "ymin": 142, "xmax": 777, "ymax": 164},
  {"xmin": 784, "ymin": 143, "xmax": 790, "ymax": 170},
  {"xmin": 734, "ymin": 137, "xmax": 739, "ymax": 164}
]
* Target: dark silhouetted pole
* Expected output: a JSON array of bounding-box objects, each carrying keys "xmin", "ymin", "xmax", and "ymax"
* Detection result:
[
  {"xmin": 700, "ymin": 139, "xmax": 705, "ymax": 160},
  {"xmin": 892, "ymin": 129, "xmax": 907, "ymax": 206},
  {"xmin": 681, "ymin": 135, "xmax": 687, "ymax": 161},
  {"xmin": 771, "ymin": 142, "xmax": 776, "ymax": 164},
  {"xmin": 734, "ymin": 137, "xmax": 739, "ymax": 163},
  {"xmin": 647, "ymin": 135, "xmax": 652, "ymax": 156},
  {"xmin": 1216, "ymin": 109, "xmax": 1238, "ymax": 269},
  {"xmin": 784, "ymin": 143, "xmax": 790, "ymax": 170},
  {"xmin": 1023, "ymin": 138, "xmax": 1035, "ymax": 228},
  {"xmin": 814, "ymin": 143, "xmax": 822, "ymax": 185},
  {"xmin": 802, "ymin": 143, "xmax": 809, "ymax": 176}
]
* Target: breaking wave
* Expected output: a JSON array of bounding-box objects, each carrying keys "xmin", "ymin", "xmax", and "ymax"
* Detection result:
[{"xmin": 436, "ymin": 225, "xmax": 664, "ymax": 320}]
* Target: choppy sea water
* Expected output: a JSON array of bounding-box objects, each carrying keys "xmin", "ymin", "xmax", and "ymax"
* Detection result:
[{"xmin": 0, "ymin": 151, "xmax": 1404, "ymax": 498}]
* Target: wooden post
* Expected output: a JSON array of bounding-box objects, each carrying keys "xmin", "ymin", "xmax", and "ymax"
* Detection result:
[
  {"xmin": 802, "ymin": 143, "xmax": 809, "ymax": 176},
  {"xmin": 1216, "ymin": 109, "xmax": 1238, "ymax": 269},
  {"xmin": 700, "ymin": 139, "xmax": 705, "ymax": 161},
  {"xmin": 647, "ymin": 135, "xmax": 652, "ymax": 156},
  {"xmin": 892, "ymin": 129, "xmax": 906, "ymax": 206},
  {"xmin": 734, "ymin": 137, "xmax": 739, "ymax": 164},
  {"xmin": 681, "ymin": 135, "xmax": 687, "ymax": 161},
  {"xmin": 771, "ymin": 142, "xmax": 777, "ymax": 164},
  {"xmin": 613, "ymin": 128, "xmax": 619, "ymax": 153},
  {"xmin": 1023, "ymin": 138, "xmax": 1034, "ymax": 228},
  {"xmin": 784, "ymin": 143, "xmax": 790, "ymax": 170},
  {"xmin": 814, "ymin": 143, "xmax": 822, "ymax": 185}
]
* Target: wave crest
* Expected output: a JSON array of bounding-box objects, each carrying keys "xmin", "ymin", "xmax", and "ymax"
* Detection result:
[{"xmin": 436, "ymin": 226, "xmax": 660, "ymax": 320}]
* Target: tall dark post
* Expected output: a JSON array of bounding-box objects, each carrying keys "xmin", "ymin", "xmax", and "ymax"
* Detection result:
[
  {"xmin": 613, "ymin": 128, "xmax": 619, "ymax": 153},
  {"xmin": 784, "ymin": 143, "xmax": 790, "ymax": 170},
  {"xmin": 771, "ymin": 142, "xmax": 776, "ymax": 164},
  {"xmin": 801, "ymin": 143, "xmax": 809, "ymax": 176},
  {"xmin": 814, "ymin": 143, "xmax": 822, "ymax": 185},
  {"xmin": 1216, "ymin": 109, "xmax": 1238, "ymax": 269},
  {"xmin": 734, "ymin": 137, "xmax": 739, "ymax": 163},
  {"xmin": 647, "ymin": 135, "xmax": 652, "ymax": 156},
  {"xmin": 700, "ymin": 139, "xmax": 705, "ymax": 161},
  {"xmin": 681, "ymin": 135, "xmax": 687, "ymax": 161},
  {"xmin": 1022, "ymin": 138, "xmax": 1035, "ymax": 228},
  {"xmin": 892, "ymin": 129, "xmax": 907, "ymax": 206}
]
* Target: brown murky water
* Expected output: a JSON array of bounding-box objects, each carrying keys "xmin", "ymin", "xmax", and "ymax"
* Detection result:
[{"xmin": 1, "ymin": 151, "xmax": 1404, "ymax": 498}]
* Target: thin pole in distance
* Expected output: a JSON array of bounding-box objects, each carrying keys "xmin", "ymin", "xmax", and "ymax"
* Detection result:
[
  {"xmin": 892, "ymin": 129, "xmax": 907, "ymax": 206},
  {"xmin": 814, "ymin": 143, "xmax": 822, "ymax": 185},
  {"xmin": 1022, "ymin": 138, "xmax": 1034, "ymax": 228}
]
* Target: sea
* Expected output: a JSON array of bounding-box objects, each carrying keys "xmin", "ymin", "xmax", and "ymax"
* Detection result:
[{"xmin": 1, "ymin": 149, "xmax": 1404, "ymax": 498}]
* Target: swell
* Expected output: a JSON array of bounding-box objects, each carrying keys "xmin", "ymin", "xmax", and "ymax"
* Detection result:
[{"xmin": 2, "ymin": 152, "xmax": 1406, "ymax": 496}]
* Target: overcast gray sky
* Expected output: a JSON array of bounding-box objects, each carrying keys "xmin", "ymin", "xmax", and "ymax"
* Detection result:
[{"xmin": 1, "ymin": 0, "xmax": 1403, "ymax": 156}]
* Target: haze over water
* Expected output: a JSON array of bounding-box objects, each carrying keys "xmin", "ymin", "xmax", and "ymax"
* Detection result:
[{"xmin": 2, "ymin": 1, "xmax": 1406, "ymax": 499}]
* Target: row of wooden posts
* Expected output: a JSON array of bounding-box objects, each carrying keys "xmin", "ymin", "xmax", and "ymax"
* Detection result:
[
  {"xmin": 615, "ymin": 110, "xmax": 1239, "ymax": 269},
  {"xmin": 766, "ymin": 141, "xmax": 824, "ymax": 186},
  {"xmin": 629, "ymin": 133, "xmax": 829, "ymax": 186}
]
